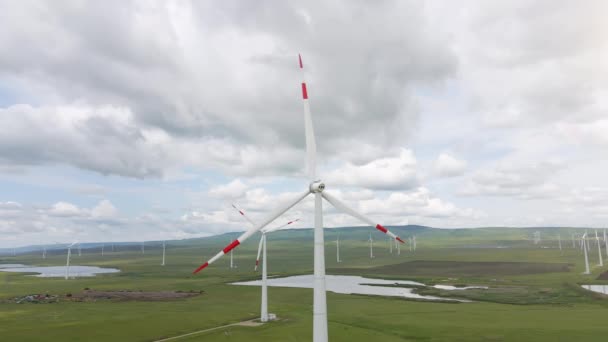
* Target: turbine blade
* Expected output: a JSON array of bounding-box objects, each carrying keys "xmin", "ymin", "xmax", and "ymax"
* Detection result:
[
  {"xmin": 322, "ymin": 191, "xmax": 405, "ymax": 244},
  {"xmin": 263, "ymin": 218, "xmax": 300, "ymax": 234},
  {"xmin": 299, "ymin": 54, "xmax": 317, "ymax": 179},
  {"xmin": 193, "ymin": 189, "xmax": 311, "ymax": 273},
  {"xmin": 232, "ymin": 203, "xmax": 257, "ymax": 227},
  {"xmin": 255, "ymin": 235, "xmax": 264, "ymax": 271}
]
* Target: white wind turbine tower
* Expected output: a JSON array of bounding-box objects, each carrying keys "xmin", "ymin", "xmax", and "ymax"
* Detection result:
[
  {"xmin": 78, "ymin": 244, "xmax": 81, "ymax": 257},
  {"xmin": 558, "ymin": 234, "xmax": 562, "ymax": 252},
  {"xmin": 141, "ymin": 241, "xmax": 145, "ymax": 254},
  {"xmin": 336, "ymin": 233, "xmax": 341, "ymax": 263},
  {"xmin": 232, "ymin": 203, "xmax": 299, "ymax": 322},
  {"xmin": 582, "ymin": 233, "xmax": 590, "ymax": 275},
  {"xmin": 162, "ymin": 241, "xmax": 166, "ymax": 266},
  {"xmin": 604, "ymin": 229, "xmax": 608, "ymax": 258},
  {"xmin": 193, "ymin": 54, "xmax": 406, "ymax": 342},
  {"xmin": 65, "ymin": 242, "xmax": 78, "ymax": 280},
  {"xmin": 42, "ymin": 246, "xmax": 46, "ymax": 260},
  {"xmin": 101, "ymin": 243, "xmax": 105, "ymax": 256},
  {"xmin": 388, "ymin": 236, "xmax": 393, "ymax": 254},
  {"xmin": 572, "ymin": 233, "xmax": 576, "ymax": 248},
  {"xmin": 595, "ymin": 230, "xmax": 603, "ymax": 267},
  {"xmin": 396, "ymin": 238, "xmax": 400, "ymax": 255},
  {"xmin": 368, "ymin": 233, "xmax": 374, "ymax": 259},
  {"xmin": 413, "ymin": 235, "xmax": 417, "ymax": 251}
]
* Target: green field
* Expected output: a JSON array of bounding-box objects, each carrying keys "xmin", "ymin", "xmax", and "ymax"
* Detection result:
[{"xmin": 1, "ymin": 226, "xmax": 607, "ymax": 341}]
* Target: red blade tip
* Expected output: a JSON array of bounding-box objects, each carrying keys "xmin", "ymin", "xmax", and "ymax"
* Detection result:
[
  {"xmin": 298, "ymin": 54, "xmax": 303, "ymax": 68},
  {"xmin": 375, "ymin": 224, "xmax": 388, "ymax": 234},
  {"xmin": 193, "ymin": 262, "xmax": 209, "ymax": 274},
  {"xmin": 397, "ymin": 237, "xmax": 405, "ymax": 244},
  {"xmin": 223, "ymin": 239, "xmax": 241, "ymax": 254}
]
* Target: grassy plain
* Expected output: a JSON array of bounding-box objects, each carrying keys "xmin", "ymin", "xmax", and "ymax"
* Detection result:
[{"xmin": 1, "ymin": 226, "xmax": 607, "ymax": 341}]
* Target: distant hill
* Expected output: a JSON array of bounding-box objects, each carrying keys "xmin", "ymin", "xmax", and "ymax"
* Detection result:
[{"xmin": 1, "ymin": 225, "xmax": 594, "ymax": 256}]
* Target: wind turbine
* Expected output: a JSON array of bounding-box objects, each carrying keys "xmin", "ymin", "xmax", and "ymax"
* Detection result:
[
  {"xmin": 396, "ymin": 238, "xmax": 400, "ymax": 255},
  {"xmin": 604, "ymin": 229, "xmax": 608, "ymax": 258},
  {"xmin": 101, "ymin": 243, "xmax": 105, "ymax": 256},
  {"xmin": 336, "ymin": 233, "xmax": 341, "ymax": 263},
  {"xmin": 78, "ymin": 244, "xmax": 82, "ymax": 257},
  {"xmin": 368, "ymin": 233, "xmax": 374, "ymax": 259},
  {"xmin": 42, "ymin": 246, "xmax": 46, "ymax": 260},
  {"xmin": 409, "ymin": 237, "xmax": 413, "ymax": 252},
  {"xmin": 65, "ymin": 242, "xmax": 78, "ymax": 280},
  {"xmin": 558, "ymin": 234, "xmax": 562, "ymax": 252},
  {"xmin": 582, "ymin": 233, "xmax": 590, "ymax": 275},
  {"xmin": 388, "ymin": 236, "xmax": 393, "ymax": 254},
  {"xmin": 572, "ymin": 233, "xmax": 576, "ymax": 248},
  {"xmin": 193, "ymin": 54, "xmax": 406, "ymax": 341},
  {"xmin": 162, "ymin": 241, "xmax": 166, "ymax": 266},
  {"xmin": 413, "ymin": 235, "xmax": 417, "ymax": 251},
  {"xmin": 232, "ymin": 203, "xmax": 299, "ymax": 322},
  {"xmin": 595, "ymin": 230, "xmax": 603, "ymax": 267},
  {"xmin": 141, "ymin": 241, "xmax": 145, "ymax": 254}
]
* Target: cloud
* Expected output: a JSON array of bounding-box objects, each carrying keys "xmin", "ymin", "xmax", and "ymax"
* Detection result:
[
  {"xmin": 48, "ymin": 201, "xmax": 85, "ymax": 217},
  {"xmin": 208, "ymin": 179, "xmax": 249, "ymax": 199},
  {"xmin": 91, "ymin": 200, "xmax": 118, "ymax": 218},
  {"xmin": 461, "ymin": 161, "xmax": 563, "ymax": 199},
  {"xmin": 325, "ymin": 149, "xmax": 418, "ymax": 191},
  {"xmin": 434, "ymin": 153, "xmax": 467, "ymax": 177},
  {"xmin": 0, "ymin": 1, "xmax": 457, "ymax": 178}
]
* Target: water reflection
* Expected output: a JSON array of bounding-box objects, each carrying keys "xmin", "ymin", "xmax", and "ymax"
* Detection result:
[
  {"xmin": 233, "ymin": 275, "xmax": 482, "ymax": 302},
  {"xmin": 0, "ymin": 264, "xmax": 120, "ymax": 278},
  {"xmin": 582, "ymin": 284, "xmax": 608, "ymax": 295}
]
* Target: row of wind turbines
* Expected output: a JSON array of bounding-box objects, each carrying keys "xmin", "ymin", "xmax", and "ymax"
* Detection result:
[
  {"xmin": 535, "ymin": 230, "xmax": 608, "ymax": 275},
  {"xmin": 49, "ymin": 240, "xmax": 169, "ymax": 280}
]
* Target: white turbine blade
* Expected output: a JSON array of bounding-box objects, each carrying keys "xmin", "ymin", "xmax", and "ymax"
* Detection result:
[
  {"xmin": 255, "ymin": 235, "xmax": 264, "ymax": 271},
  {"xmin": 263, "ymin": 218, "xmax": 300, "ymax": 235},
  {"xmin": 232, "ymin": 203, "xmax": 257, "ymax": 227},
  {"xmin": 322, "ymin": 191, "xmax": 405, "ymax": 243},
  {"xmin": 299, "ymin": 54, "xmax": 317, "ymax": 179},
  {"xmin": 193, "ymin": 189, "xmax": 311, "ymax": 273}
]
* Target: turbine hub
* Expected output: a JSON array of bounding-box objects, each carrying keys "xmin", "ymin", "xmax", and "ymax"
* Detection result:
[{"xmin": 310, "ymin": 181, "xmax": 325, "ymax": 193}]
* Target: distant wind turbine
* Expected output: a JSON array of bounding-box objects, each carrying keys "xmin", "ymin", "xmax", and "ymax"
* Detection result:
[
  {"xmin": 232, "ymin": 203, "xmax": 299, "ymax": 322},
  {"xmin": 65, "ymin": 242, "xmax": 78, "ymax": 280},
  {"xmin": 161, "ymin": 241, "xmax": 166, "ymax": 266},
  {"xmin": 101, "ymin": 243, "xmax": 104, "ymax": 256},
  {"xmin": 595, "ymin": 230, "xmax": 603, "ymax": 267},
  {"xmin": 604, "ymin": 229, "xmax": 608, "ymax": 258},
  {"xmin": 42, "ymin": 246, "xmax": 46, "ymax": 260},
  {"xmin": 582, "ymin": 233, "xmax": 590, "ymax": 275},
  {"xmin": 368, "ymin": 233, "xmax": 374, "ymax": 259},
  {"xmin": 336, "ymin": 234, "xmax": 341, "ymax": 263},
  {"xmin": 141, "ymin": 241, "xmax": 145, "ymax": 254},
  {"xmin": 558, "ymin": 234, "xmax": 562, "ymax": 252},
  {"xmin": 572, "ymin": 233, "xmax": 576, "ymax": 248},
  {"xmin": 388, "ymin": 236, "xmax": 393, "ymax": 254}
]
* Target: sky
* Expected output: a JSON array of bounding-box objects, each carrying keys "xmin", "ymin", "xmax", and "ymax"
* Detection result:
[{"xmin": 1, "ymin": 0, "xmax": 607, "ymax": 247}]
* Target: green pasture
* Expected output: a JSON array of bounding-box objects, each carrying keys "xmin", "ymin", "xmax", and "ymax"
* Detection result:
[{"xmin": 1, "ymin": 226, "xmax": 607, "ymax": 341}]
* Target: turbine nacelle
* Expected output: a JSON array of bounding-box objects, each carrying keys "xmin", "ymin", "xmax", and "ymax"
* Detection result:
[{"xmin": 310, "ymin": 181, "xmax": 325, "ymax": 193}]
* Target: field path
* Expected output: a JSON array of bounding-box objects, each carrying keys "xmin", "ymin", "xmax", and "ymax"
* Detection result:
[{"xmin": 153, "ymin": 319, "xmax": 263, "ymax": 341}]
